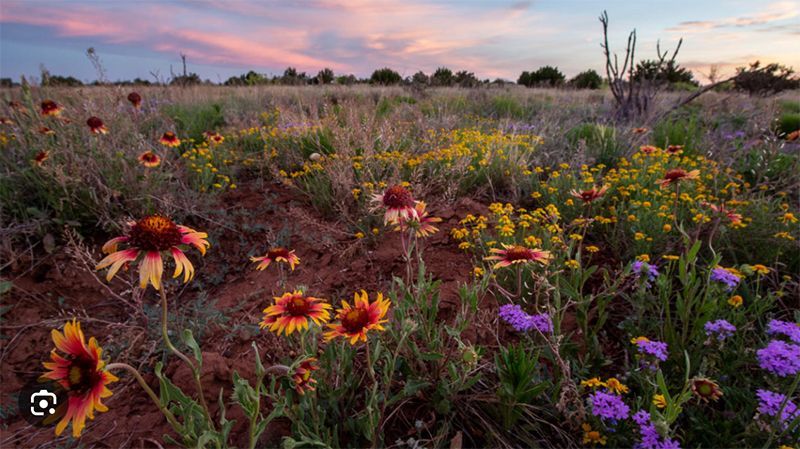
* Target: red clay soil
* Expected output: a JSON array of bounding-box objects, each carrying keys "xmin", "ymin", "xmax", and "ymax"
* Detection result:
[{"xmin": 0, "ymin": 182, "xmax": 492, "ymax": 448}]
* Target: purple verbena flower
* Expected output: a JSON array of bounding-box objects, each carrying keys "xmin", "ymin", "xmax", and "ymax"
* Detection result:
[
  {"xmin": 498, "ymin": 304, "xmax": 552, "ymax": 334},
  {"xmin": 588, "ymin": 390, "xmax": 630, "ymax": 423},
  {"xmin": 633, "ymin": 261, "xmax": 659, "ymax": 286},
  {"xmin": 634, "ymin": 338, "xmax": 668, "ymax": 371},
  {"xmin": 767, "ymin": 319, "xmax": 800, "ymax": 344},
  {"xmin": 704, "ymin": 319, "xmax": 737, "ymax": 342},
  {"xmin": 756, "ymin": 340, "xmax": 800, "ymax": 377},
  {"xmin": 756, "ymin": 389, "xmax": 799, "ymax": 428},
  {"xmin": 710, "ymin": 267, "xmax": 740, "ymax": 292},
  {"xmin": 632, "ymin": 410, "xmax": 682, "ymax": 449}
]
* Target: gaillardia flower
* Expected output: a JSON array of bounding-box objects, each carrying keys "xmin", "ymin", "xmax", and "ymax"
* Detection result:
[
  {"xmin": 691, "ymin": 377, "xmax": 723, "ymax": 403},
  {"xmin": 41, "ymin": 320, "xmax": 118, "ymax": 438},
  {"xmin": 40, "ymin": 100, "xmax": 63, "ymax": 116},
  {"xmin": 251, "ymin": 247, "xmax": 300, "ymax": 271},
  {"xmin": 159, "ymin": 131, "xmax": 181, "ymax": 147},
  {"xmin": 570, "ymin": 185, "xmax": 609, "ymax": 204},
  {"xmin": 485, "ymin": 244, "xmax": 552, "ymax": 269},
  {"xmin": 204, "ymin": 131, "xmax": 225, "ymax": 145},
  {"xmin": 138, "ymin": 151, "xmax": 161, "ymax": 167},
  {"xmin": 394, "ymin": 201, "xmax": 441, "ymax": 237},
  {"xmin": 95, "ymin": 215, "xmax": 209, "ymax": 290},
  {"xmin": 86, "ymin": 117, "xmax": 108, "ymax": 134},
  {"xmin": 656, "ymin": 168, "xmax": 700, "ymax": 189},
  {"xmin": 324, "ymin": 290, "xmax": 390, "ymax": 344},
  {"xmin": 33, "ymin": 150, "xmax": 50, "ymax": 166},
  {"xmin": 291, "ymin": 358, "xmax": 319, "ymax": 395},
  {"xmin": 38, "ymin": 126, "xmax": 56, "ymax": 135},
  {"xmin": 260, "ymin": 290, "xmax": 331, "ymax": 336},
  {"xmin": 371, "ymin": 185, "xmax": 419, "ymax": 224},
  {"xmin": 127, "ymin": 92, "xmax": 142, "ymax": 108}
]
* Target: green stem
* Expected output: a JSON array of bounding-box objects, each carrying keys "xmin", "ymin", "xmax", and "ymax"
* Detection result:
[{"xmin": 107, "ymin": 362, "xmax": 183, "ymax": 433}]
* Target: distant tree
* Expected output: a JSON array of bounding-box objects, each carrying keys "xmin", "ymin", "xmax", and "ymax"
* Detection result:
[
  {"xmin": 279, "ymin": 67, "xmax": 308, "ymax": 85},
  {"xmin": 517, "ymin": 71, "xmax": 532, "ymax": 86},
  {"xmin": 412, "ymin": 71, "xmax": 429, "ymax": 85},
  {"xmin": 633, "ymin": 60, "xmax": 697, "ymax": 87},
  {"xmin": 44, "ymin": 74, "xmax": 84, "ymax": 87},
  {"xmin": 532, "ymin": 66, "xmax": 566, "ymax": 87},
  {"xmin": 336, "ymin": 74, "xmax": 358, "ymax": 85},
  {"xmin": 316, "ymin": 68, "xmax": 335, "ymax": 84},
  {"xmin": 170, "ymin": 73, "xmax": 202, "ymax": 86},
  {"xmin": 0, "ymin": 78, "xmax": 15, "ymax": 88},
  {"xmin": 431, "ymin": 67, "xmax": 454, "ymax": 86},
  {"xmin": 734, "ymin": 61, "xmax": 799, "ymax": 96},
  {"xmin": 569, "ymin": 69, "xmax": 603, "ymax": 89},
  {"xmin": 454, "ymin": 70, "xmax": 480, "ymax": 87},
  {"xmin": 370, "ymin": 67, "xmax": 402, "ymax": 85}
]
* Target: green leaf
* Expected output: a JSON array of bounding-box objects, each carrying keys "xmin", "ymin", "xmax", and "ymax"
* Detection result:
[
  {"xmin": 0, "ymin": 281, "xmax": 12, "ymax": 296},
  {"xmin": 182, "ymin": 329, "xmax": 203, "ymax": 365},
  {"xmin": 252, "ymin": 342, "xmax": 265, "ymax": 378}
]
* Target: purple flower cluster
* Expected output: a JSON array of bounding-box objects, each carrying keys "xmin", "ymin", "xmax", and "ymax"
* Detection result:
[
  {"xmin": 704, "ymin": 319, "xmax": 736, "ymax": 342},
  {"xmin": 767, "ymin": 319, "xmax": 800, "ymax": 343},
  {"xmin": 498, "ymin": 304, "xmax": 552, "ymax": 334},
  {"xmin": 756, "ymin": 340, "xmax": 800, "ymax": 377},
  {"xmin": 634, "ymin": 339, "xmax": 668, "ymax": 371},
  {"xmin": 756, "ymin": 389, "xmax": 799, "ymax": 428},
  {"xmin": 632, "ymin": 411, "xmax": 682, "ymax": 449},
  {"xmin": 632, "ymin": 261, "xmax": 659, "ymax": 286},
  {"xmin": 588, "ymin": 390, "xmax": 630, "ymax": 423},
  {"xmin": 710, "ymin": 267, "xmax": 740, "ymax": 292}
]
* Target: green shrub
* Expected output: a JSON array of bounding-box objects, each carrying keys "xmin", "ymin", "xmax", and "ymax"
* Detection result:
[
  {"xmin": 569, "ymin": 69, "xmax": 602, "ymax": 89},
  {"xmin": 778, "ymin": 99, "xmax": 800, "ymax": 114},
  {"xmin": 164, "ymin": 102, "xmax": 225, "ymax": 141},
  {"xmin": 653, "ymin": 113, "xmax": 703, "ymax": 154},
  {"xmin": 775, "ymin": 112, "xmax": 800, "ymax": 136},
  {"xmin": 566, "ymin": 123, "xmax": 624, "ymax": 166}
]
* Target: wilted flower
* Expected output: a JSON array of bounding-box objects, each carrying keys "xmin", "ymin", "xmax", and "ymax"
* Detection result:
[
  {"xmin": 767, "ymin": 319, "xmax": 800, "ymax": 343},
  {"xmin": 260, "ymin": 291, "xmax": 331, "ymax": 336},
  {"xmin": 371, "ymin": 185, "xmax": 418, "ymax": 224},
  {"xmin": 86, "ymin": 116, "xmax": 108, "ymax": 134},
  {"xmin": 40, "ymin": 100, "xmax": 63, "ymax": 116},
  {"xmin": 41, "ymin": 320, "xmax": 118, "ymax": 437},
  {"xmin": 127, "ymin": 92, "xmax": 142, "ymax": 108},
  {"xmin": 250, "ymin": 247, "xmax": 300, "ymax": 271},
  {"xmin": 569, "ymin": 185, "xmax": 609, "ymax": 204},
  {"xmin": 588, "ymin": 390, "xmax": 630, "ymax": 423},
  {"xmin": 291, "ymin": 358, "xmax": 319, "ymax": 395},
  {"xmin": 138, "ymin": 151, "xmax": 161, "ymax": 167},
  {"xmin": 485, "ymin": 244, "xmax": 552, "ymax": 269},
  {"xmin": 656, "ymin": 168, "xmax": 700, "ymax": 189},
  {"xmin": 324, "ymin": 290, "xmax": 390, "ymax": 344},
  {"xmin": 159, "ymin": 131, "xmax": 181, "ymax": 147},
  {"xmin": 756, "ymin": 340, "xmax": 800, "ymax": 377},
  {"xmin": 691, "ymin": 377, "xmax": 723, "ymax": 403},
  {"xmin": 498, "ymin": 304, "xmax": 552, "ymax": 334},
  {"xmin": 711, "ymin": 266, "xmax": 741, "ymax": 292},
  {"xmin": 394, "ymin": 201, "xmax": 441, "ymax": 237},
  {"xmin": 95, "ymin": 215, "xmax": 209, "ymax": 290},
  {"xmin": 704, "ymin": 319, "xmax": 736, "ymax": 342}
]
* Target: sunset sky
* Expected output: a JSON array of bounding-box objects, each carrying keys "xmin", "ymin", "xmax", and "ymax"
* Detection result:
[{"xmin": 1, "ymin": 0, "xmax": 798, "ymax": 84}]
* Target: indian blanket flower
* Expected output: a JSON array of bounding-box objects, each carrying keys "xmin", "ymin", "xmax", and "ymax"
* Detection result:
[
  {"xmin": 704, "ymin": 319, "xmax": 736, "ymax": 342},
  {"xmin": 127, "ymin": 92, "xmax": 142, "ymax": 108},
  {"xmin": 632, "ymin": 260, "xmax": 659, "ymax": 286},
  {"xmin": 324, "ymin": 290, "xmax": 390, "ymax": 344},
  {"xmin": 86, "ymin": 116, "xmax": 108, "ymax": 134},
  {"xmin": 33, "ymin": 150, "xmax": 50, "ymax": 166},
  {"xmin": 756, "ymin": 340, "xmax": 800, "ymax": 377},
  {"xmin": 41, "ymin": 320, "xmax": 118, "ymax": 438},
  {"xmin": 691, "ymin": 377, "xmax": 723, "ymax": 403},
  {"xmin": 767, "ymin": 319, "xmax": 800, "ymax": 343},
  {"xmin": 138, "ymin": 151, "xmax": 161, "ymax": 167},
  {"xmin": 656, "ymin": 168, "xmax": 700, "ymax": 189},
  {"xmin": 711, "ymin": 266, "xmax": 741, "ymax": 292},
  {"xmin": 38, "ymin": 126, "xmax": 55, "ymax": 135},
  {"xmin": 40, "ymin": 100, "xmax": 63, "ymax": 116},
  {"xmin": 704, "ymin": 202, "xmax": 743, "ymax": 226},
  {"xmin": 632, "ymin": 410, "xmax": 681, "ymax": 449},
  {"xmin": 632, "ymin": 127, "xmax": 649, "ymax": 134},
  {"xmin": 291, "ymin": 358, "xmax": 319, "ymax": 395},
  {"xmin": 250, "ymin": 247, "xmax": 300, "ymax": 271},
  {"xmin": 498, "ymin": 304, "xmax": 552, "ymax": 334},
  {"xmin": 756, "ymin": 389, "xmax": 799, "ymax": 429},
  {"xmin": 204, "ymin": 131, "xmax": 225, "ymax": 145},
  {"xmin": 260, "ymin": 291, "xmax": 331, "ymax": 336},
  {"xmin": 95, "ymin": 214, "xmax": 209, "ymax": 290},
  {"xmin": 570, "ymin": 185, "xmax": 609, "ymax": 204},
  {"xmin": 485, "ymin": 244, "xmax": 552, "ymax": 269},
  {"xmin": 394, "ymin": 201, "xmax": 441, "ymax": 237},
  {"xmin": 371, "ymin": 185, "xmax": 419, "ymax": 224},
  {"xmin": 588, "ymin": 390, "xmax": 630, "ymax": 423},
  {"xmin": 159, "ymin": 131, "xmax": 181, "ymax": 147},
  {"xmin": 640, "ymin": 145, "xmax": 658, "ymax": 154},
  {"xmin": 666, "ymin": 144, "xmax": 684, "ymax": 154},
  {"xmin": 0, "ymin": 116, "xmax": 12, "ymax": 125}
]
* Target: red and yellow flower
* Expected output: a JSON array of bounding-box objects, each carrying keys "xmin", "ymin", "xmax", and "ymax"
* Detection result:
[
  {"xmin": 40, "ymin": 100, "xmax": 63, "ymax": 116},
  {"xmin": 38, "ymin": 126, "xmax": 55, "ymax": 135},
  {"xmin": 656, "ymin": 168, "xmax": 700, "ymax": 189},
  {"xmin": 251, "ymin": 247, "xmax": 300, "ymax": 271},
  {"xmin": 371, "ymin": 185, "xmax": 419, "ymax": 224},
  {"xmin": 95, "ymin": 214, "xmax": 209, "ymax": 290},
  {"xmin": 204, "ymin": 131, "xmax": 225, "ymax": 145},
  {"xmin": 260, "ymin": 290, "xmax": 331, "ymax": 336},
  {"xmin": 138, "ymin": 151, "xmax": 161, "ymax": 167},
  {"xmin": 394, "ymin": 201, "xmax": 441, "ymax": 237},
  {"xmin": 86, "ymin": 116, "xmax": 108, "ymax": 134},
  {"xmin": 691, "ymin": 377, "xmax": 723, "ymax": 403},
  {"xmin": 569, "ymin": 185, "xmax": 609, "ymax": 204},
  {"xmin": 41, "ymin": 320, "xmax": 118, "ymax": 437},
  {"xmin": 324, "ymin": 290, "xmax": 390, "ymax": 344},
  {"xmin": 33, "ymin": 150, "xmax": 50, "ymax": 166},
  {"xmin": 484, "ymin": 244, "xmax": 552, "ymax": 269},
  {"xmin": 159, "ymin": 131, "xmax": 181, "ymax": 147},
  {"xmin": 127, "ymin": 92, "xmax": 142, "ymax": 108},
  {"xmin": 291, "ymin": 358, "xmax": 319, "ymax": 395}
]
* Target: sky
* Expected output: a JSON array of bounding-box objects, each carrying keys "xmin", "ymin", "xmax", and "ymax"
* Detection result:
[{"xmin": 1, "ymin": 0, "xmax": 798, "ymax": 84}]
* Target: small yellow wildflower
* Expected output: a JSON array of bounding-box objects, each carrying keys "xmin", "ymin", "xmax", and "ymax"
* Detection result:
[
  {"xmin": 728, "ymin": 295, "xmax": 743, "ymax": 308},
  {"xmin": 653, "ymin": 394, "xmax": 667, "ymax": 409}
]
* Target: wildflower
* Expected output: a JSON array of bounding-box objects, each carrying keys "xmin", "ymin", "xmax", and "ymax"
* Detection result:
[
  {"xmin": 95, "ymin": 215, "xmax": 209, "ymax": 290},
  {"xmin": 324, "ymin": 291, "xmax": 390, "ymax": 344},
  {"xmin": 586, "ymin": 245, "xmax": 600, "ymax": 253},
  {"xmin": 137, "ymin": 151, "xmax": 161, "ymax": 167},
  {"xmin": 767, "ymin": 319, "xmax": 800, "ymax": 343},
  {"xmin": 727, "ymin": 295, "xmax": 743, "ymax": 308},
  {"xmin": 251, "ymin": 247, "xmax": 300, "ymax": 271},
  {"xmin": 39, "ymin": 126, "xmax": 55, "ymax": 135},
  {"xmin": 40, "ymin": 100, "xmax": 63, "ymax": 116},
  {"xmin": 750, "ymin": 264, "xmax": 769, "ymax": 275},
  {"xmin": 662, "ymin": 224, "xmax": 672, "ymax": 232},
  {"xmin": 33, "ymin": 150, "xmax": 50, "ymax": 166},
  {"xmin": 565, "ymin": 259, "xmax": 580, "ymax": 269},
  {"xmin": 371, "ymin": 185, "xmax": 418, "ymax": 225},
  {"xmin": 656, "ymin": 168, "xmax": 700, "ymax": 189},
  {"xmin": 711, "ymin": 266, "xmax": 740, "ymax": 292},
  {"xmin": 0, "ymin": 117, "xmax": 12, "ymax": 125},
  {"xmin": 690, "ymin": 377, "xmax": 723, "ymax": 403},
  {"xmin": 632, "ymin": 410, "xmax": 681, "ymax": 449},
  {"xmin": 780, "ymin": 212, "xmax": 798, "ymax": 224},
  {"xmin": 498, "ymin": 304, "xmax": 552, "ymax": 334},
  {"xmin": 755, "ymin": 389, "xmax": 799, "ymax": 429},
  {"xmin": 473, "ymin": 266, "xmax": 484, "ymax": 278},
  {"xmin": 588, "ymin": 390, "xmax": 630, "ymax": 423},
  {"xmin": 86, "ymin": 116, "xmax": 108, "ymax": 134},
  {"xmin": 127, "ymin": 92, "xmax": 142, "ymax": 108},
  {"xmin": 634, "ymin": 338, "xmax": 668, "ymax": 371},
  {"xmin": 704, "ymin": 202, "xmax": 743, "ymax": 226},
  {"xmin": 756, "ymin": 340, "xmax": 800, "ymax": 377},
  {"xmin": 666, "ymin": 145, "xmax": 683, "ymax": 154},
  {"xmin": 159, "ymin": 131, "xmax": 181, "ymax": 147},
  {"xmin": 640, "ymin": 145, "xmax": 658, "ymax": 154},
  {"xmin": 394, "ymin": 201, "xmax": 441, "ymax": 237},
  {"xmin": 570, "ymin": 185, "xmax": 609, "ymax": 204},
  {"xmin": 485, "ymin": 244, "xmax": 552, "ymax": 269},
  {"xmin": 662, "ymin": 254, "xmax": 679, "ymax": 261},
  {"xmin": 704, "ymin": 319, "xmax": 736, "ymax": 342},
  {"xmin": 355, "ymin": 232, "xmax": 365, "ymax": 239},
  {"xmin": 632, "ymin": 127, "xmax": 649, "ymax": 134},
  {"xmin": 653, "ymin": 394, "xmax": 667, "ymax": 409},
  {"xmin": 632, "ymin": 261, "xmax": 659, "ymax": 286},
  {"xmin": 41, "ymin": 320, "xmax": 118, "ymax": 437},
  {"xmin": 581, "ymin": 423, "xmax": 607, "ymax": 446},
  {"xmin": 205, "ymin": 132, "xmax": 225, "ymax": 145},
  {"xmin": 604, "ymin": 378, "xmax": 629, "ymax": 395},
  {"xmin": 260, "ymin": 291, "xmax": 331, "ymax": 336},
  {"xmin": 581, "ymin": 378, "xmax": 606, "ymax": 389},
  {"xmin": 291, "ymin": 358, "xmax": 319, "ymax": 395}
]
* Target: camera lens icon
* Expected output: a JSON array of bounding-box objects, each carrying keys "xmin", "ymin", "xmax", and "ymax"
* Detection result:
[{"xmin": 30, "ymin": 389, "xmax": 58, "ymax": 416}]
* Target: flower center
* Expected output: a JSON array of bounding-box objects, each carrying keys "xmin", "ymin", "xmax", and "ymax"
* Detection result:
[
  {"xmin": 129, "ymin": 215, "xmax": 183, "ymax": 251},
  {"xmin": 664, "ymin": 169, "xmax": 687, "ymax": 182},
  {"xmin": 87, "ymin": 117, "xmax": 104, "ymax": 129},
  {"xmin": 286, "ymin": 296, "xmax": 310, "ymax": 316},
  {"xmin": 163, "ymin": 132, "xmax": 177, "ymax": 141},
  {"xmin": 142, "ymin": 152, "xmax": 157, "ymax": 162},
  {"xmin": 382, "ymin": 185, "xmax": 414, "ymax": 208},
  {"xmin": 128, "ymin": 92, "xmax": 141, "ymax": 105},
  {"xmin": 41, "ymin": 100, "xmax": 58, "ymax": 113},
  {"xmin": 66, "ymin": 354, "xmax": 102, "ymax": 394},
  {"xmin": 341, "ymin": 308, "xmax": 369, "ymax": 333},
  {"xmin": 504, "ymin": 246, "xmax": 532, "ymax": 261},
  {"xmin": 267, "ymin": 248, "xmax": 290, "ymax": 260}
]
